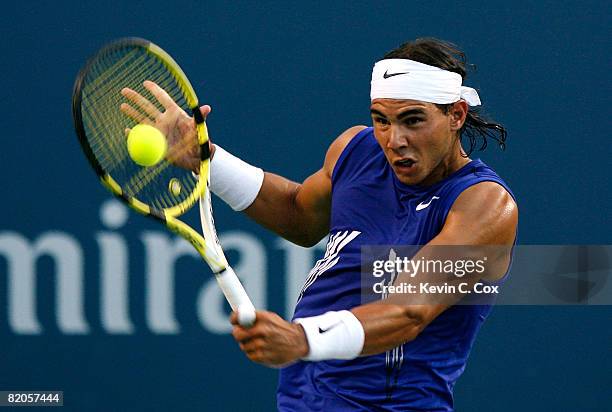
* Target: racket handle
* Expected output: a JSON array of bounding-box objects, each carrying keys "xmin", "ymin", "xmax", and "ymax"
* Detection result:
[{"xmin": 215, "ymin": 267, "xmax": 256, "ymax": 327}]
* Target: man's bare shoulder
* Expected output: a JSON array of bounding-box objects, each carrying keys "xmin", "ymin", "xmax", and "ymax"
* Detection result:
[
  {"xmin": 446, "ymin": 181, "xmax": 518, "ymax": 245},
  {"xmin": 323, "ymin": 125, "xmax": 369, "ymax": 177}
]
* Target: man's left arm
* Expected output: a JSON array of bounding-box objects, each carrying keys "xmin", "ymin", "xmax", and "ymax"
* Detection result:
[
  {"xmin": 353, "ymin": 181, "xmax": 517, "ymax": 355},
  {"xmin": 231, "ymin": 181, "xmax": 518, "ymax": 366}
]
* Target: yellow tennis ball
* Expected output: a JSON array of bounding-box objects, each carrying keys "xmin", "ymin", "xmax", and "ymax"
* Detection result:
[{"xmin": 127, "ymin": 124, "xmax": 167, "ymax": 167}]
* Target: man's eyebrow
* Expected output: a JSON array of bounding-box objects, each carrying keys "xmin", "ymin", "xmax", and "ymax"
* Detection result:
[
  {"xmin": 370, "ymin": 108, "xmax": 426, "ymax": 118},
  {"xmin": 397, "ymin": 108, "xmax": 426, "ymax": 119}
]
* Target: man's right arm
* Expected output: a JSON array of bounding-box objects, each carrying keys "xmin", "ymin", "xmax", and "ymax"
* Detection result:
[
  {"xmin": 118, "ymin": 83, "xmax": 360, "ymax": 246},
  {"xmin": 241, "ymin": 125, "xmax": 366, "ymax": 247}
]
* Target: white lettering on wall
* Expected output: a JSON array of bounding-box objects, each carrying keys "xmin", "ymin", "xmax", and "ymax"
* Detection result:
[
  {"xmin": 97, "ymin": 200, "xmax": 134, "ymax": 334},
  {"xmin": 0, "ymin": 231, "xmax": 88, "ymax": 334},
  {"xmin": 0, "ymin": 200, "xmax": 321, "ymax": 335}
]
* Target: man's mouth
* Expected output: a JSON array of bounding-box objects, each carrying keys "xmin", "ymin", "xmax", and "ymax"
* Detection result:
[
  {"xmin": 392, "ymin": 158, "xmax": 418, "ymax": 177},
  {"xmin": 394, "ymin": 158, "xmax": 416, "ymax": 169}
]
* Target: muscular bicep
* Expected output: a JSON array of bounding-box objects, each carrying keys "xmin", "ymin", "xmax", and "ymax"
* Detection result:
[
  {"xmin": 431, "ymin": 182, "xmax": 518, "ymax": 281},
  {"xmin": 409, "ymin": 182, "xmax": 518, "ymax": 312},
  {"xmin": 353, "ymin": 182, "xmax": 518, "ymax": 354},
  {"xmin": 290, "ymin": 168, "xmax": 333, "ymax": 244},
  {"xmin": 434, "ymin": 182, "xmax": 518, "ymax": 247}
]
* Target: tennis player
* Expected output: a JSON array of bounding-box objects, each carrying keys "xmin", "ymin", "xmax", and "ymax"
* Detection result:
[
  {"xmin": 221, "ymin": 38, "xmax": 518, "ymax": 411},
  {"xmin": 128, "ymin": 38, "xmax": 518, "ymax": 411}
]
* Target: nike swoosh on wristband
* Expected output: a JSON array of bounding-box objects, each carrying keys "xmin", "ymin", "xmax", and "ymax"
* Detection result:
[
  {"xmin": 318, "ymin": 322, "xmax": 342, "ymax": 334},
  {"xmin": 383, "ymin": 69, "xmax": 410, "ymax": 79},
  {"xmin": 416, "ymin": 196, "xmax": 440, "ymax": 211}
]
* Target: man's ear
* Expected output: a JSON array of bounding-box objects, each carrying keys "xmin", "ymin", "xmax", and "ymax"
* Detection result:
[{"xmin": 449, "ymin": 100, "xmax": 468, "ymax": 132}]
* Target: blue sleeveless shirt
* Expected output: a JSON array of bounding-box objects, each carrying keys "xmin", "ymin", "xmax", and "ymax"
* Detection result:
[{"xmin": 277, "ymin": 127, "xmax": 515, "ymax": 411}]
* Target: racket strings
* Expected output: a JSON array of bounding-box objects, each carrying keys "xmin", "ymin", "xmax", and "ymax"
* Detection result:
[
  {"xmin": 83, "ymin": 56, "xmax": 157, "ymax": 167},
  {"xmin": 79, "ymin": 44, "xmax": 197, "ymax": 211},
  {"xmin": 122, "ymin": 109, "xmax": 197, "ymax": 197}
]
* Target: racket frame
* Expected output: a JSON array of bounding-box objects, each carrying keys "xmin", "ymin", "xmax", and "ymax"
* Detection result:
[{"xmin": 72, "ymin": 37, "xmax": 255, "ymax": 326}]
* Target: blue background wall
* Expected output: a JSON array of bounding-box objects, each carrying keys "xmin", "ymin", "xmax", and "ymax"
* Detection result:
[{"xmin": 0, "ymin": 1, "xmax": 610, "ymax": 411}]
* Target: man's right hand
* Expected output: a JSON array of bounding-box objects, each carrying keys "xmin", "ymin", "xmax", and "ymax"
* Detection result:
[{"xmin": 120, "ymin": 80, "xmax": 212, "ymax": 174}]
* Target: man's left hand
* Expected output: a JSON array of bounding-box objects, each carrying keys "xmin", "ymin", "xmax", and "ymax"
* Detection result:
[{"xmin": 231, "ymin": 311, "xmax": 309, "ymax": 368}]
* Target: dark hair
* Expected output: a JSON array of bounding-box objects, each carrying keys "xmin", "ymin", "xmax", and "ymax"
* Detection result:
[{"xmin": 383, "ymin": 38, "xmax": 507, "ymax": 155}]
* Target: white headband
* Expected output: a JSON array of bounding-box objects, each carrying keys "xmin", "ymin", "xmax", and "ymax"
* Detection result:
[{"xmin": 370, "ymin": 59, "xmax": 481, "ymax": 106}]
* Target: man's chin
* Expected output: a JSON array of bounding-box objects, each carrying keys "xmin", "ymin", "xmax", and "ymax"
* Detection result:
[
  {"xmin": 397, "ymin": 176, "xmax": 422, "ymax": 186},
  {"xmin": 392, "ymin": 164, "xmax": 423, "ymax": 186}
]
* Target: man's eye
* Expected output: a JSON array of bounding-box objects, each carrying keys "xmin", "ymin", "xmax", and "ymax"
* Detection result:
[
  {"xmin": 404, "ymin": 118, "xmax": 423, "ymax": 126},
  {"xmin": 375, "ymin": 117, "xmax": 390, "ymax": 125}
]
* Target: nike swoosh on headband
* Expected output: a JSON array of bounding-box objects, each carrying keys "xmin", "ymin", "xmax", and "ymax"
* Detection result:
[{"xmin": 383, "ymin": 69, "xmax": 410, "ymax": 79}]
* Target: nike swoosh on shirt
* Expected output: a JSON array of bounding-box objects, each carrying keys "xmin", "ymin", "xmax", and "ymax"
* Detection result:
[{"xmin": 416, "ymin": 196, "xmax": 440, "ymax": 211}]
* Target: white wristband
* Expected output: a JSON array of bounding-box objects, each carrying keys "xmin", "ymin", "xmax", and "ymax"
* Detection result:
[
  {"xmin": 210, "ymin": 145, "xmax": 264, "ymax": 211},
  {"xmin": 294, "ymin": 310, "xmax": 365, "ymax": 361}
]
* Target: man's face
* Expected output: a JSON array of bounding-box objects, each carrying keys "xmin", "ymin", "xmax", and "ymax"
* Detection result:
[{"xmin": 370, "ymin": 98, "xmax": 466, "ymax": 186}]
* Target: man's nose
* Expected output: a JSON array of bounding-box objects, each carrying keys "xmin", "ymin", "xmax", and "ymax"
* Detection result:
[{"xmin": 387, "ymin": 125, "xmax": 408, "ymax": 151}]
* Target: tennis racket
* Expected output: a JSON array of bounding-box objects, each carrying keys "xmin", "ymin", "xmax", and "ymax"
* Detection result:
[{"xmin": 72, "ymin": 37, "xmax": 256, "ymax": 326}]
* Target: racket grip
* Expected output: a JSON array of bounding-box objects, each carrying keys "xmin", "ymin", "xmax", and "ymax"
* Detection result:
[{"xmin": 215, "ymin": 267, "xmax": 256, "ymax": 327}]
